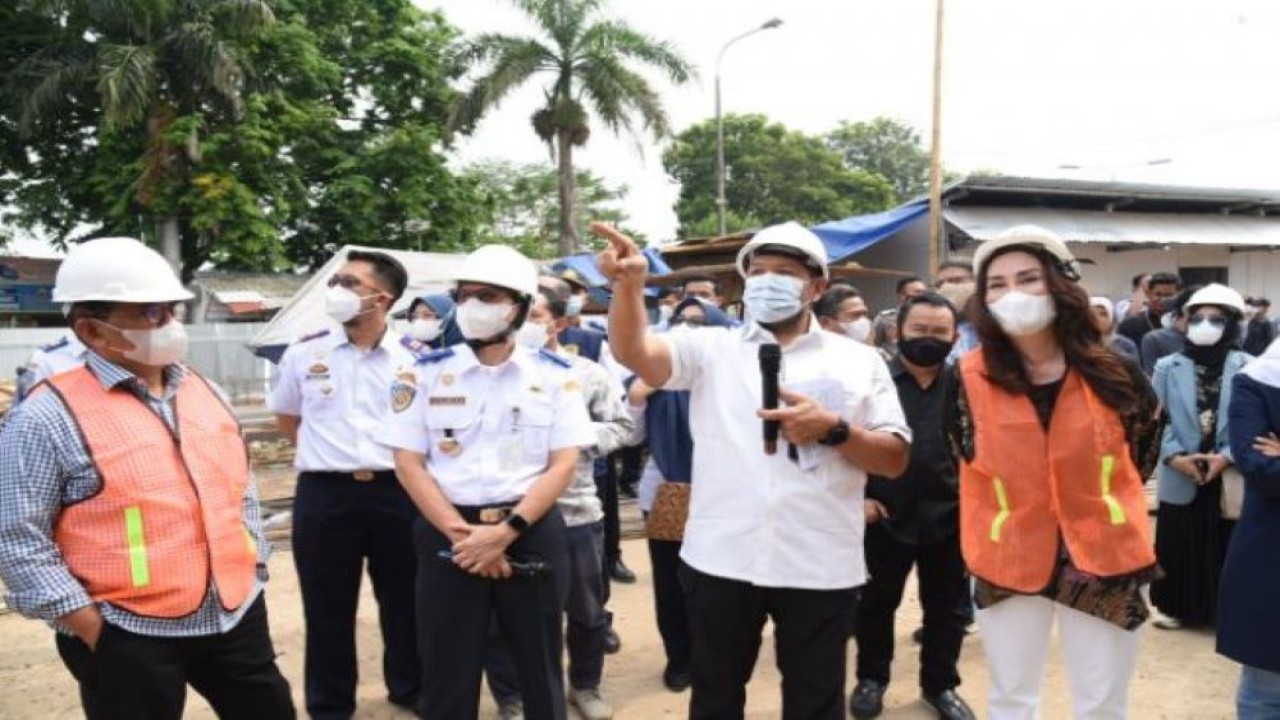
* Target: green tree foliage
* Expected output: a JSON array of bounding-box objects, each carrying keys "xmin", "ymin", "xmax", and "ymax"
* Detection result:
[
  {"xmin": 451, "ymin": 0, "xmax": 693, "ymax": 255},
  {"xmin": 826, "ymin": 116, "xmax": 932, "ymax": 204},
  {"xmin": 0, "ymin": 0, "xmax": 484, "ymax": 280},
  {"xmin": 463, "ymin": 159, "xmax": 637, "ymax": 259},
  {"xmin": 663, "ymin": 114, "xmax": 895, "ymax": 237}
]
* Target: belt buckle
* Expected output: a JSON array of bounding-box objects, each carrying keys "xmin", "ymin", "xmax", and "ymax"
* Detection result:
[
  {"xmin": 478, "ymin": 507, "xmax": 509, "ymax": 524},
  {"xmin": 352, "ymin": 470, "xmax": 375, "ymax": 482}
]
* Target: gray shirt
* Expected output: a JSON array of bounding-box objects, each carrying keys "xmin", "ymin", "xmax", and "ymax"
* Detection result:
[{"xmin": 559, "ymin": 354, "xmax": 634, "ymax": 527}]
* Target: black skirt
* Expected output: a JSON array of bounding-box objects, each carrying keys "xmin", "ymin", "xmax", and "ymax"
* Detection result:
[{"xmin": 1150, "ymin": 478, "xmax": 1236, "ymax": 625}]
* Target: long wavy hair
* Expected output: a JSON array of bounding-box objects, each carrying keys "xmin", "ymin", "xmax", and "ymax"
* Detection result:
[{"xmin": 973, "ymin": 246, "xmax": 1138, "ymax": 413}]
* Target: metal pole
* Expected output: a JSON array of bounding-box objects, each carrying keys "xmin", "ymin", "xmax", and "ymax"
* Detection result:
[
  {"xmin": 927, "ymin": 0, "xmax": 945, "ymax": 274},
  {"xmin": 715, "ymin": 73, "xmax": 726, "ymax": 236},
  {"xmin": 714, "ymin": 19, "xmax": 783, "ymax": 237}
]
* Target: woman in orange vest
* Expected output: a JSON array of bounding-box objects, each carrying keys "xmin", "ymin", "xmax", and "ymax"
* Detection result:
[{"xmin": 953, "ymin": 226, "xmax": 1162, "ymax": 720}]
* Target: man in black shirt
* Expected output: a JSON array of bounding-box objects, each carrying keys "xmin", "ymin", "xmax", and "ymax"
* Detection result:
[
  {"xmin": 850, "ymin": 293, "xmax": 975, "ymax": 720},
  {"xmin": 1243, "ymin": 296, "xmax": 1277, "ymax": 356},
  {"xmin": 1117, "ymin": 271, "xmax": 1181, "ymax": 348}
]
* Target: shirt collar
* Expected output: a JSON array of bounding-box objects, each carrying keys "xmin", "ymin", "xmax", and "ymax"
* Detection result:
[
  {"xmin": 85, "ymin": 350, "xmax": 187, "ymax": 397},
  {"xmin": 335, "ymin": 325, "xmax": 397, "ymax": 354},
  {"xmin": 741, "ymin": 313, "xmax": 825, "ymax": 350},
  {"xmin": 451, "ymin": 342, "xmax": 534, "ymax": 378}
]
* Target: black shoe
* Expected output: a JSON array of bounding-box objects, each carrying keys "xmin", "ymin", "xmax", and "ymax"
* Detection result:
[
  {"xmin": 609, "ymin": 558, "xmax": 637, "ymax": 584},
  {"xmin": 911, "ymin": 626, "xmax": 924, "ymax": 644},
  {"xmin": 603, "ymin": 627, "xmax": 621, "ymax": 654},
  {"xmin": 923, "ymin": 689, "xmax": 975, "ymax": 720},
  {"xmin": 662, "ymin": 664, "xmax": 692, "ymax": 692},
  {"xmin": 619, "ymin": 483, "xmax": 638, "ymax": 499},
  {"xmin": 849, "ymin": 680, "xmax": 886, "ymax": 719},
  {"xmin": 388, "ymin": 693, "xmax": 420, "ymax": 713}
]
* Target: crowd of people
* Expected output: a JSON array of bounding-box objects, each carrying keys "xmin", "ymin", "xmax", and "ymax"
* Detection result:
[{"xmin": 1, "ymin": 224, "xmax": 1279, "ymax": 720}]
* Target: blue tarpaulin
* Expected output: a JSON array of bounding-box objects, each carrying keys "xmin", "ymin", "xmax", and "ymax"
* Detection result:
[
  {"xmin": 551, "ymin": 247, "xmax": 672, "ymax": 303},
  {"xmin": 811, "ymin": 199, "xmax": 929, "ymax": 264}
]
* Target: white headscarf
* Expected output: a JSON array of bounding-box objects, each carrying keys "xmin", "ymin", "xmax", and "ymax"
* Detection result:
[{"xmin": 1241, "ymin": 336, "xmax": 1280, "ymax": 388}]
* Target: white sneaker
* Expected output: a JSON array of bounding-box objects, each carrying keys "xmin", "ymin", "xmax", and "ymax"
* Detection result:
[
  {"xmin": 498, "ymin": 702, "xmax": 525, "ymax": 720},
  {"xmin": 569, "ymin": 687, "xmax": 614, "ymax": 720}
]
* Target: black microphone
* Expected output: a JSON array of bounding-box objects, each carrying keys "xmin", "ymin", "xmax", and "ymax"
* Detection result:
[{"xmin": 759, "ymin": 343, "xmax": 781, "ymax": 455}]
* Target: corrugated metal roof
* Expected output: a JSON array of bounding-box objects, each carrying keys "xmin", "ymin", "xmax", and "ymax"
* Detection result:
[
  {"xmin": 953, "ymin": 175, "xmax": 1280, "ymax": 206},
  {"xmin": 946, "ymin": 207, "xmax": 1280, "ymax": 247}
]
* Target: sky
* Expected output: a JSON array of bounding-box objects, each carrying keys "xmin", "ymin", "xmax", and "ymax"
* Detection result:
[
  {"xmin": 10, "ymin": 0, "xmax": 1279, "ymax": 258},
  {"xmin": 422, "ymin": 0, "xmax": 1280, "ymax": 244}
]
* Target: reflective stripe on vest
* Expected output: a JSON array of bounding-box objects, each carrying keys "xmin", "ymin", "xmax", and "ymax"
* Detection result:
[
  {"xmin": 958, "ymin": 352, "xmax": 1156, "ymax": 593},
  {"xmin": 47, "ymin": 367, "xmax": 257, "ymax": 618}
]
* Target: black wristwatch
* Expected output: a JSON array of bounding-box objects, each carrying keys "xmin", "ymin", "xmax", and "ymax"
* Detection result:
[
  {"xmin": 505, "ymin": 512, "xmax": 530, "ymax": 534},
  {"xmin": 817, "ymin": 418, "xmax": 851, "ymax": 447}
]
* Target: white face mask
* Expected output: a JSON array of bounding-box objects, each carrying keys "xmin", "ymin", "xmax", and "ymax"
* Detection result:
[
  {"xmin": 988, "ymin": 290, "xmax": 1057, "ymax": 337},
  {"xmin": 566, "ymin": 295, "xmax": 586, "ymax": 317},
  {"xmin": 456, "ymin": 297, "xmax": 515, "ymax": 341},
  {"xmin": 743, "ymin": 273, "xmax": 807, "ymax": 324},
  {"xmin": 100, "ymin": 319, "xmax": 189, "ymax": 367},
  {"xmin": 409, "ymin": 318, "xmax": 442, "ymax": 342},
  {"xmin": 1187, "ymin": 319, "xmax": 1225, "ymax": 347},
  {"xmin": 325, "ymin": 286, "xmax": 377, "ymax": 324},
  {"xmin": 840, "ymin": 317, "xmax": 873, "ymax": 343},
  {"xmin": 515, "ymin": 321, "xmax": 550, "ymax": 350}
]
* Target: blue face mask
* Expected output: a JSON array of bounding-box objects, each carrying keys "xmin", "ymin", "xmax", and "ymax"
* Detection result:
[{"xmin": 743, "ymin": 273, "xmax": 806, "ymax": 324}]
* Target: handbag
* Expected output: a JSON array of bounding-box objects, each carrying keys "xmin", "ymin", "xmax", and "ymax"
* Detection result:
[
  {"xmin": 646, "ymin": 481, "xmax": 691, "ymax": 541},
  {"xmin": 1220, "ymin": 466, "xmax": 1245, "ymax": 520}
]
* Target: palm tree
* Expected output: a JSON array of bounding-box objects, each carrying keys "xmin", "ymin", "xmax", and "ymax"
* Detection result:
[
  {"xmin": 451, "ymin": 0, "xmax": 693, "ymax": 256},
  {"xmin": 10, "ymin": 0, "xmax": 274, "ymax": 277}
]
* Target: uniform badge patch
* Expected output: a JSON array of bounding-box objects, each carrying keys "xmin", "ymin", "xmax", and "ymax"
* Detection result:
[
  {"xmin": 441, "ymin": 373, "xmax": 456, "ymax": 386},
  {"xmin": 428, "ymin": 396, "xmax": 466, "ymax": 406},
  {"xmin": 563, "ymin": 380, "xmax": 581, "ymax": 393},
  {"xmin": 563, "ymin": 344, "xmax": 580, "ymax": 356},
  {"xmin": 391, "ymin": 379, "xmax": 416, "ymax": 413}
]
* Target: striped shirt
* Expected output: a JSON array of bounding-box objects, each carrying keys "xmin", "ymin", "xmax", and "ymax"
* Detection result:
[{"xmin": 0, "ymin": 352, "xmax": 267, "ymax": 637}]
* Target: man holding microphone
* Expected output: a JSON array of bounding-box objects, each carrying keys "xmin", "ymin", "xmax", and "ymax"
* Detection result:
[{"xmin": 593, "ymin": 221, "xmax": 911, "ymax": 719}]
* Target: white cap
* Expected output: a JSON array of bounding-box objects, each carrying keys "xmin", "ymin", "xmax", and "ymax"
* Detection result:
[
  {"xmin": 454, "ymin": 245, "xmax": 539, "ymax": 297},
  {"xmin": 1090, "ymin": 296, "xmax": 1115, "ymax": 322},
  {"xmin": 1185, "ymin": 283, "xmax": 1247, "ymax": 315},
  {"xmin": 53, "ymin": 237, "xmax": 193, "ymax": 304},
  {"xmin": 736, "ymin": 221, "xmax": 829, "ymax": 279},
  {"xmin": 973, "ymin": 225, "xmax": 1080, "ymax": 280}
]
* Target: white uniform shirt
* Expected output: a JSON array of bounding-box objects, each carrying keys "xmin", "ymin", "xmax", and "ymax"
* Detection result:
[
  {"xmin": 380, "ymin": 345, "xmax": 595, "ymax": 506},
  {"xmin": 269, "ymin": 328, "xmax": 420, "ymax": 471},
  {"xmin": 16, "ymin": 337, "xmax": 88, "ymax": 403},
  {"xmin": 661, "ymin": 317, "xmax": 911, "ymax": 590}
]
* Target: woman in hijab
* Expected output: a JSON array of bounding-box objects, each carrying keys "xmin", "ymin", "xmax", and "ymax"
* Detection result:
[
  {"xmin": 1150, "ymin": 284, "xmax": 1251, "ymax": 630},
  {"xmin": 624, "ymin": 297, "xmax": 734, "ymax": 694},
  {"xmin": 1089, "ymin": 296, "xmax": 1139, "ymax": 361},
  {"xmin": 404, "ymin": 293, "xmax": 464, "ymax": 349},
  {"xmin": 1221, "ymin": 336, "xmax": 1280, "ymax": 718}
]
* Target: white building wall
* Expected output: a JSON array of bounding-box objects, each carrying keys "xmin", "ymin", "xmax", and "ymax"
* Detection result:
[{"xmin": 1071, "ymin": 244, "xmax": 1280, "ymax": 301}]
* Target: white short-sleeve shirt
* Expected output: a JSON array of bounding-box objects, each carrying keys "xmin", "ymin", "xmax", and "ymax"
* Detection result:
[
  {"xmin": 662, "ymin": 317, "xmax": 911, "ymax": 590},
  {"xmin": 268, "ymin": 328, "xmax": 421, "ymax": 471},
  {"xmin": 379, "ymin": 345, "xmax": 596, "ymax": 506}
]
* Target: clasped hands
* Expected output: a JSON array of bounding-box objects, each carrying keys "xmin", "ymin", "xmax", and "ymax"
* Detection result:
[{"xmin": 447, "ymin": 522, "xmax": 517, "ymax": 579}]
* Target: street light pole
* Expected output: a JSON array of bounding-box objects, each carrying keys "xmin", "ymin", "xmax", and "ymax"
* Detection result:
[{"xmin": 715, "ymin": 18, "xmax": 783, "ymax": 236}]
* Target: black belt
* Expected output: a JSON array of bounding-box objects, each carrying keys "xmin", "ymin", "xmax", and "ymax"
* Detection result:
[
  {"xmin": 303, "ymin": 470, "xmax": 396, "ymax": 483},
  {"xmin": 454, "ymin": 502, "xmax": 521, "ymax": 525}
]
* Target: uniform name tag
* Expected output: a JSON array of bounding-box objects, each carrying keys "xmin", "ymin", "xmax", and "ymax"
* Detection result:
[{"xmin": 428, "ymin": 396, "xmax": 466, "ymax": 406}]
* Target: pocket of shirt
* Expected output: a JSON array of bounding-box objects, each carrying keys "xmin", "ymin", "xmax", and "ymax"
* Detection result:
[
  {"xmin": 519, "ymin": 399, "xmax": 556, "ymax": 457},
  {"xmin": 301, "ymin": 379, "xmax": 341, "ymax": 417},
  {"xmin": 427, "ymin": 403, "xmax": 481, "ymax": 449}
]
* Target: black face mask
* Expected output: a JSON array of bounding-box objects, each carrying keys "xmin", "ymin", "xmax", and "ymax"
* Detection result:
[{"xmin": 899, "ymin": 336, "xmax": 954, "ymax": 367}]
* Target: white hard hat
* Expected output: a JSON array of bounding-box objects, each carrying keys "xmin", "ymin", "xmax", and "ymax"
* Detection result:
[
  {"xmin": 453, "ymin": 244, "xmax": 539, "ymax": 297},
  {"xmin": 973, "ymin": 225, "xmax": 1080, "ymax": 281},
  {"xmin": 53, "ymin": 237, "xmax": 194, "ymax": 304},
  {"xmin": 1185, "ymin": 283, "xmax": 1246, "ymax": 315},
  {"xmin": 736, "ymin": 221, "xmax": 829, "ymax": 279},
  {"xmin": 1089, "ymin": 296, "xmax": 1115, "ymax": 321}
]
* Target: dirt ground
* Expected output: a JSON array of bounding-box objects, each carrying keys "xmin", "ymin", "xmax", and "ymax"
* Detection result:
[{"xmin": 0, "ymin": 459, "xmax": 1240, "ymax": 718}]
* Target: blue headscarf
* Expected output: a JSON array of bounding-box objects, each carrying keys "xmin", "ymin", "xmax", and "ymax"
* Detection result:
[
  {"xmin": 639, "ymin": 298, "xmax": 734, "ymax": 483},
  {"xmin": 408, "ymin": 293, "xmax": 464, "ymax": 349}
]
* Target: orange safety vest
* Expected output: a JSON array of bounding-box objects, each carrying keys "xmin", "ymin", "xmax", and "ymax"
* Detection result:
[
  {"xmin": 958, "ymin": 352, "xmax": 1156, "ymax": 593},
  {"xmin": 42, "ymin": 367, "xmax": 257, "ymax": 618}
]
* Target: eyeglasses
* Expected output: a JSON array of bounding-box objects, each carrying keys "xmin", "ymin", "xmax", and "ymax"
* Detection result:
[
  {"xmin": 1189, "ymin": 313, "xmax": 1227, "ymax": 327},
  {"xmin": 110, "ymin": 302, "xmax": 180, "ymax": 326},
  {"xmin": 327, "ymin": 274, "xmax": 371, "ymax": 291}
]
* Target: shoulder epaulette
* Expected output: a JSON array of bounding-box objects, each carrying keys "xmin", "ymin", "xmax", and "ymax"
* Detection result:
[
  {"xmin": 537, "ymin": 348, "xmax": 572, "ymax": 368},
  {"xmin": 40, "ymin": 336, "xmax": 70, "ymax": 353},
  {"xmin": 417, "ymin": 347, "xmax": 455, "ymax": 365},
  {"xmin": 297, "ymin": 329, "xmax": 331, "ymax": 344},
  {"xmin": 400, "ymin": 335, "xmax": 427, "ymax": 353}
]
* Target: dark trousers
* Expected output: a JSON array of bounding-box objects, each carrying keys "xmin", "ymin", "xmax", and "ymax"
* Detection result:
[
  {"xmin": 54, "ymin": 595, "xmax": 294, "ymax": 720},
  {"xmin": 854, "ymin": 524, "xmax": 967, "ymax": 695},
  {"xmin": 594, "ymin": 457, "xmax": 621, "ymax": 566},
  {"xmin": 416, "ymin": 508, "xmax": 570, "ymax": 720},
  {"xmin": 292, "ymin": 471, "xmax": 421, "ymax": 719},
  {"xmin": 488, "ymin": 520, "xmax": 608, "ymax": 701},
  {"xmin": 649, "ymin": 537, "xmax": 692, "ymax": 673},
  {"xmin": 680, "ymin": 562, "xmax": 861, "ymax": 720}
]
